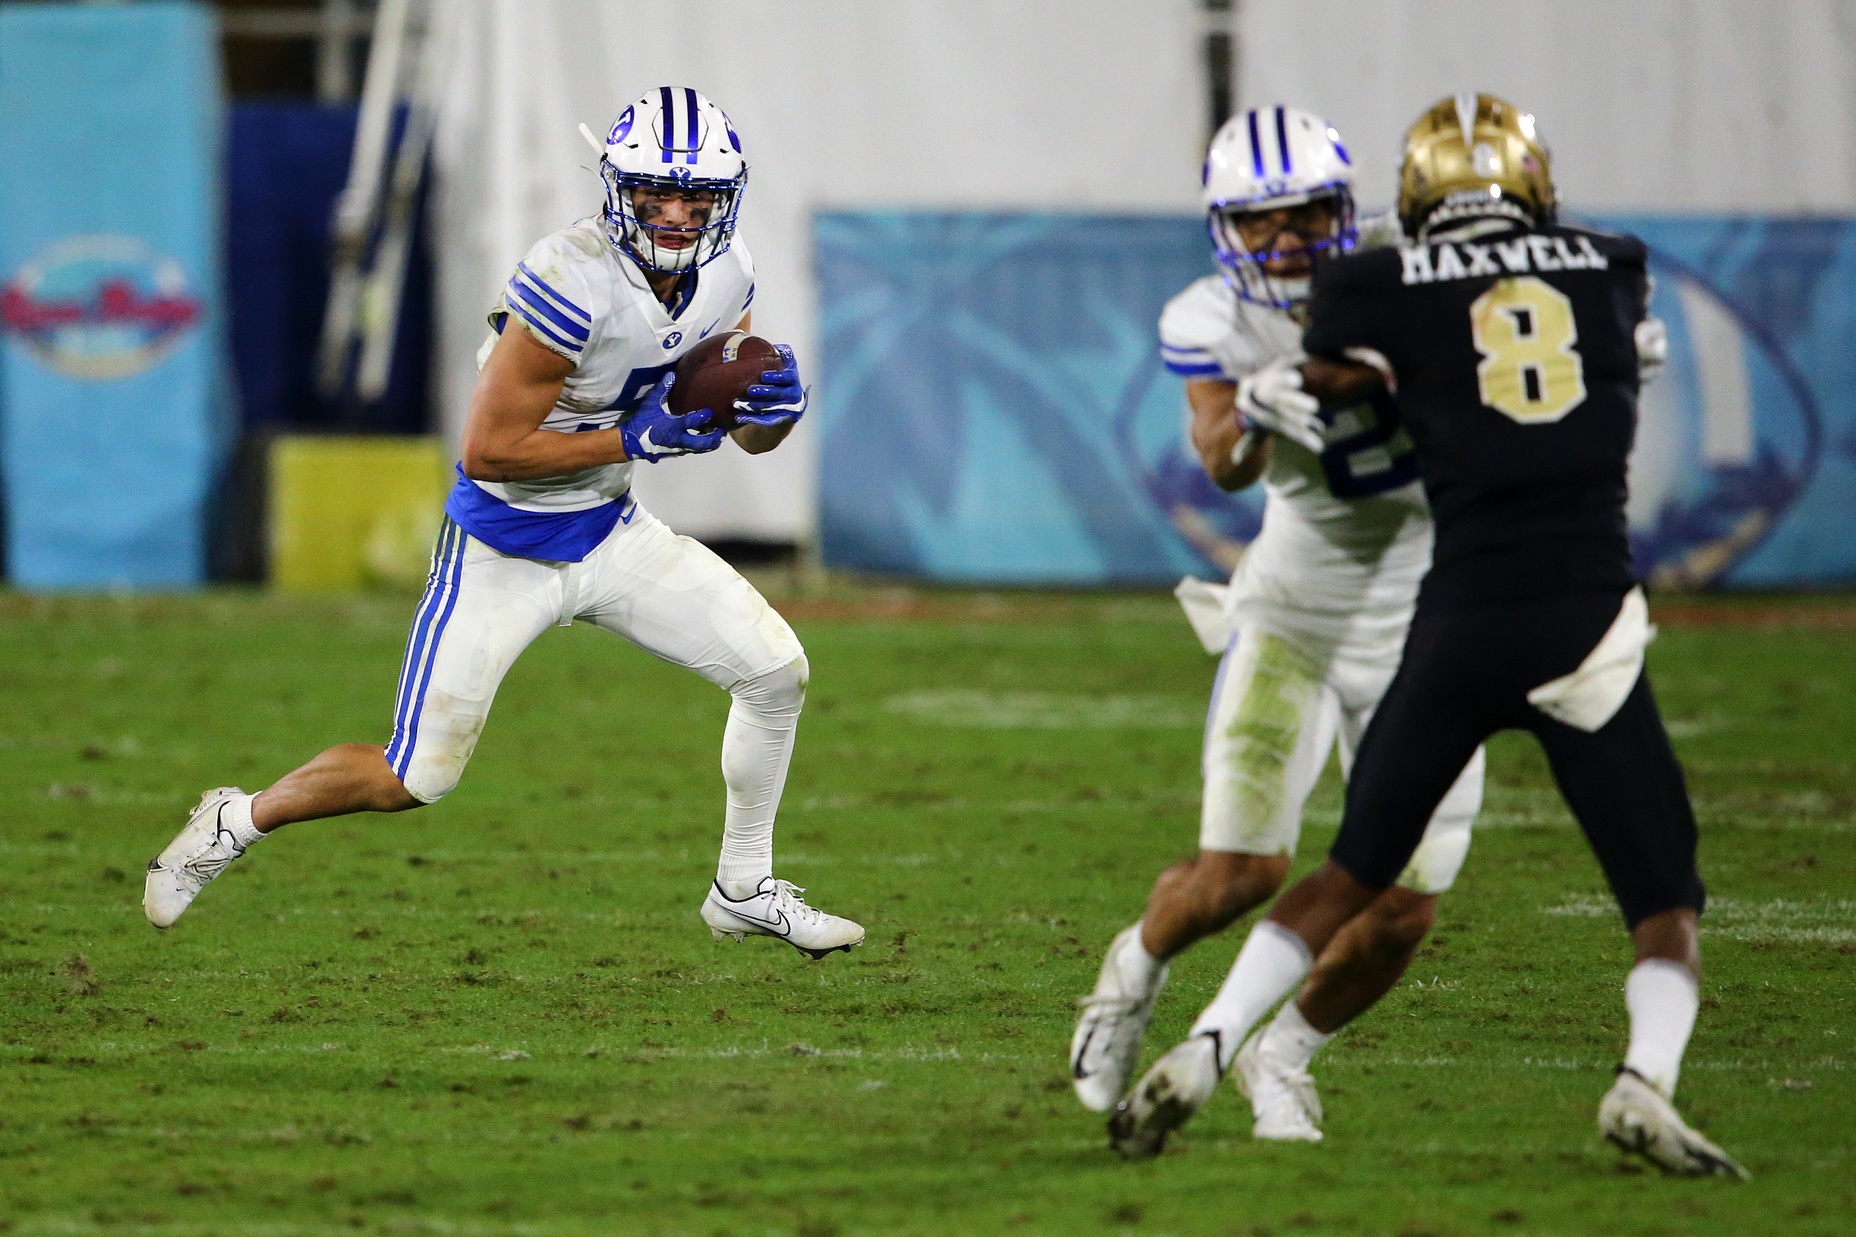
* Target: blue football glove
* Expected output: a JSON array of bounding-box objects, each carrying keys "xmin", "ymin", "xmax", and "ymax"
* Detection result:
[
  {"xmin": 620, "ymin": 373, "xmax": 725, "ymax": 463},
  {"xmin": 733, "ymin": 343, "xmax": 809, "ymax": 427}
]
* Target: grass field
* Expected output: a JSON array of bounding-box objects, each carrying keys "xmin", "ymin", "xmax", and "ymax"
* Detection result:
[{"xmin": 0, "ymin": 583, "xmax": 1851, "ymax": 1237}]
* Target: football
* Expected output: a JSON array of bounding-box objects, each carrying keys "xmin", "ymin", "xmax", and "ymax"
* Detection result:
[{"xmin": 668, "ymin": 331, "xmax": 782, "ymax": 431}]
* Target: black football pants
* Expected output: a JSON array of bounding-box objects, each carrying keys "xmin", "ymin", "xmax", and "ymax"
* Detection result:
[{"xmin": 1330, "ymin": 590, "xmax": 1705, "ymax": 928}]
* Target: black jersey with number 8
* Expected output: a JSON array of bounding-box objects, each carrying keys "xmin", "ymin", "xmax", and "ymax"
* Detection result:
[{"xmin": 1303, "ymin": 223, "xmax": 1652, "ymax": 607}]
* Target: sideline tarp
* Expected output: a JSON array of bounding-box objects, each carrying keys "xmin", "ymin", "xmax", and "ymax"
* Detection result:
[
  {"xmin": 0, "ymin": 1, "xmax": 227, "ymax": 588},
  {"xmin": 816, "ymin": 212, "xmax": 1856, "ymax": 589}
]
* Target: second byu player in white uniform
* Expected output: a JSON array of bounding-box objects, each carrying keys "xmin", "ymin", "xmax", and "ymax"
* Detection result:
[
  {"xmin": 145, "ymin": 87, "xmax": 864, "ymax": 959},
  {"xmin": 1072, "ymin": 108, "xmax": 1485, "ymax": 1142}
]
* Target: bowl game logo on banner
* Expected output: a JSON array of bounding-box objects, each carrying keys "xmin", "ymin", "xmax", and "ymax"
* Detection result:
[
  {"xmin": 0, "ymin": 233, "xmax": 201, "ymax": 381},
  {"xmin": 819, "ymin": 212, "xmax": 1850, "ymax": 589},
  {"xmin": 1624, "ymin": 256, "xmax": 1821, "ymax": 589}
]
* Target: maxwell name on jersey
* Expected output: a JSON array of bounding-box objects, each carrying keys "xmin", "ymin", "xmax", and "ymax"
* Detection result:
[{"xmin": 1398, "ymin": 231, "xmax": 1610, "ymax": 286}]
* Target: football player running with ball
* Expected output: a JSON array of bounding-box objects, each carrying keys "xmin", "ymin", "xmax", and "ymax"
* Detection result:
[
  {"xmin": 1112, "ymin": 94, "xmax": 1740, "ymax": 1179},
  {"xmin": 1072, "ymin": 107, "xmax": 1486, "ymax": 1142},
  {"xmin": 145, "ymin": 88, "xmax": 864, "ymax": 959}
]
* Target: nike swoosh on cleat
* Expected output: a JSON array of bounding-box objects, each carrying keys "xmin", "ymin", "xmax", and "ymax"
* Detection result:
[
  {"xmin": 1072, "ymin": 1026, "xmax": 1100, "ymax": 1078},
  {"xmin": 720, "ymin": 906, "xmax": 789, "ymax": 934}
]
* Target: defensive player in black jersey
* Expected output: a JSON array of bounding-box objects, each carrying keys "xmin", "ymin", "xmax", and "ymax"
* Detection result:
[{"xmin": 1111, "ymin": 93, "xmax": 1745, "ymax": 1178}]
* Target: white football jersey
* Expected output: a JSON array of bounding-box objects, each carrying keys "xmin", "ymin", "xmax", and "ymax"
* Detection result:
[
  {"xmin": 447, "ymin": 218, "xmax": 755, "ymax": 560},
  {"xmin": 1159, "ymin": 275, "xmax": 1433, "ymax": 652}
]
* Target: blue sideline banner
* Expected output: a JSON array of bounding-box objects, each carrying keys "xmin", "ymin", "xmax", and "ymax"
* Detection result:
[
  {"xmin": 0, "ymin": 2, "xmax": 226, "ymax": 588},
  {"xmin": 815, "ymin": 211, "xmax": 1856, "ymax": 589}
]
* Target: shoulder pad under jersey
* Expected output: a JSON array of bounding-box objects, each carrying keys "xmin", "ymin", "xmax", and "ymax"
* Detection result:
[{"xmin": 492, "ymin": 223, "xmax": 613, "ymax": 364}]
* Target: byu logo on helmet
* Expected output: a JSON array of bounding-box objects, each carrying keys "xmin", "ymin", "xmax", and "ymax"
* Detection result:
[
  {"xmin": 598, "ymin": 86, "xmax": 749, "ymax": 274},
  {"xmin": 1202, "ymin": 106, "xmax": 1358, "ymax": 311}
]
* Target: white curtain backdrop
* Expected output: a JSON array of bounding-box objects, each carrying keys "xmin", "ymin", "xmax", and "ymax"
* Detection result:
[
  {"xmin": 1237, "ymin": 0, "xmax": 1856, "ymax": 214},
  {"xmin": 431, "ymin": 0, "xmax": 1206, "ymax": 541}
]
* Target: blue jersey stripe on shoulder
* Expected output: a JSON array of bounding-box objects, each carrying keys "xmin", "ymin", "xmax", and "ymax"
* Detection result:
[
  {"xmin": 508, "ymin": 276, "xmax": 590, "ymax": 342},
  {"xmin": 515, "ymin": 262, "xmax": 590, "ymax": 322},
  {"xmin": 506, "ymin": 296, "xmax": 583, "ymax": 354},
  {"xmin": 1164, "ymin": 359, "xmax": 1226, "ymax": 377}
]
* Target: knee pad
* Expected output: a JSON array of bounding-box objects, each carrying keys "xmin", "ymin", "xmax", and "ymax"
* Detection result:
[
  {"xmin": 1394, "ymin": 746, "xmax": 1484, "ymax": 894},
  {"xmin": 397, "ymin": 757, "xmax": 460, "ymax": 805},
  {"xmin": 734, "ymin": 652, "xmax": 809, "ymax": 714}
]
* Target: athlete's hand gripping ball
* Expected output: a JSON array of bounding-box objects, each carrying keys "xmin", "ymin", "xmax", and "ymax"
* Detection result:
[
  {"xmin": 733, "ymin": 344, "xmax": 808, "ymax": 427},
  {"xmin": 1236, "ymin": 357, "xmax": 1326, "ymax": 454},
  {"xmin": 621, "ymin": 373, "xmax": 727, "ymax": 462}
]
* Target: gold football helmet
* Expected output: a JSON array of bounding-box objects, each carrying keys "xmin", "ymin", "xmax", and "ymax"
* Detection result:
[{"xmin": 1398, "ymin": 92, "xmax": 1555, "ymax": 239}]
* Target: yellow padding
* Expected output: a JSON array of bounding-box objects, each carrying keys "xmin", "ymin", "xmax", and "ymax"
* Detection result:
[{"xmin": 269, "ymin": 436, "xmax": 449, "ymax": 592}]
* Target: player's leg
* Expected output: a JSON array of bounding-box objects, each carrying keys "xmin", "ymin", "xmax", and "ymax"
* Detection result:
[
  {"xmin": 1073, "ymin": 626, "xmax": 1336, "ymax": 1111},
  {"xmin": 1111, "ymin": 611, "xmax": 1492, "ymax": 1158},
  {"xmin": 144, "ymin": 523, "xmax": 558, "ymax": 927},
  {"xmin": 576, "ymin": 509, "xmax": 860, "ymax": 958},
  {"xmin": 1238, "ymin": 720, "xmax": 1486, "ymax": 1141},
  {"xmin": 1141, "ymin": 629, "xmax": 1338, "ymax": 953},
  {"xmin": 1532, "ymin": 676, "xmax": 1742, "ymax": 1177}
]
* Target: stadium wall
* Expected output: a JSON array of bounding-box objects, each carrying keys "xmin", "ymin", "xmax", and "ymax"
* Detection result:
[
  {"xmin": 431, "ymin": 1, "xmax": 1856, "ymax": 565},
  {"xmin": 815, "ymin": 211, "xmax": 1856, "ymax": 589},
  {"xmin": 428, "ymin": 0, "xmax": 1204, "ymax": 544}
]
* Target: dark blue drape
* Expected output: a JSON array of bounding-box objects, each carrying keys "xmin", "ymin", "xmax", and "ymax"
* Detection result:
[{"xmin": 225, "ymin": 102, "xmax": 430, "ymax": 433}]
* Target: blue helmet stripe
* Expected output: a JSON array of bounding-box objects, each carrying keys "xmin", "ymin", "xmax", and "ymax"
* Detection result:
[
  {"xmin": 659, "ymin": 85, "xmax": 675, "ymax": 163},
  {"xmin": 684, "ymin": 88, "xmax": 700, "ymax": 165},
  {"xmin": 1275, "ymin": 106, "xmax": 1292, "ymax": 175},
  {"xmin": 1246, "ymin": 110, "xmax": 1264, "ymax": 178}
]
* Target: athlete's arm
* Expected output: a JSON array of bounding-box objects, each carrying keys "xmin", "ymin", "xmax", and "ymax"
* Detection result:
[
  {"xmin": 1188, "ymin": 378, "xmax": 1271, "ymax": 491},
  {"xmin": 460, "ymin": 325, "xmax": 637, "ymax": 481},
  {"xmin": 1298, "ymin": 354, "xmax": 1386, "ymax": 404},
  {"xmin": 725, "ymin": 312, "xmax": 798, "ymax": 456}
]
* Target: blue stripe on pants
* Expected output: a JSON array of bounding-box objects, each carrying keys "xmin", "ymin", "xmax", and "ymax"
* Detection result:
[
  {"xmin": 390, "ymin": 520, "xmax": 469, "ymax": 778},
  {"xmin": 386, "ymin": 520, "xmax": 463, "ymax": 772}
]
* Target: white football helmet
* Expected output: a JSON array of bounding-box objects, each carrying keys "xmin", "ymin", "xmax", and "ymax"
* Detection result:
[
  {"xmin": 1203, "ymin": 106, "xmax": 1357, "ymax": 311},
  {"xmin": 599, "ymin": 86, "xmax": 748, "ymax": 273}
]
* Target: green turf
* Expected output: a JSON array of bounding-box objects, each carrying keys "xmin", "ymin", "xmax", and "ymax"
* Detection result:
[{"xmin": 0, "ymin": 586, "xmax": 1851, "ymax": 1237}]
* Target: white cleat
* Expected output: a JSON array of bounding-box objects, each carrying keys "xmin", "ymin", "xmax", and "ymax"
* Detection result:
[
  {"xmin": 1234, "ymin": 1032, "xmax": 1323, "ymax": 1142},
  {"xmin": 1599, "ymin": 1067, "xmax": 1749, "ymax": 1179},
  {"xmin": 1106, "ymin": 1031, "xmax": 1223, "ymax": 1160},
  {"xmin": 143, "ymin": 787, "xmax": 250, "ymax": 929},
  {"xmin": 700, "ymin": 878, "xmax": 865, "ymax": 959},
  {"xmin": 1071, "ymin": 924, "xmax": 1170, "ymax": 1112}
]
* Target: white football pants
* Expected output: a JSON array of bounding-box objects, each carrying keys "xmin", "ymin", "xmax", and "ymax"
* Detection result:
[
  {"xmin": 383, "ymin": 507, "xmax": 806, "ymax": 888},
  {"xmin": 1200, "ymin": 624, "xmax": 1484, "ymax": 894}
]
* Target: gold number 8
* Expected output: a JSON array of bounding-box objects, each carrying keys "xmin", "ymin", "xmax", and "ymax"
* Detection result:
[{"xmin": 1469, "ymin": 276, "xmax": 1587, "ymax": 423}]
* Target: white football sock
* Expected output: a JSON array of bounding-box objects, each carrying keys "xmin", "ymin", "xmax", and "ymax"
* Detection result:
[
  {"xmin": 222, "ymin": 792, "xmax": 265, "ymax": 849},
  {"xmin": 715, "ymin": 656, "xmax": 807, "ymax": 898},
  {"xmin": 1623, "ymin": 958, "xmax": 1700, "ymax": 1099},
  {"xmin": 1117, "ymin": 921, "xmax": 1165, "ymax": 992},
  {"xmin": 1257, "ymin": 998, "xmax": 1334, "ymax": 1073},
  {"xmin": 1190, "ymin": 920, "xmax": 1313, "ymax": 1070}
]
